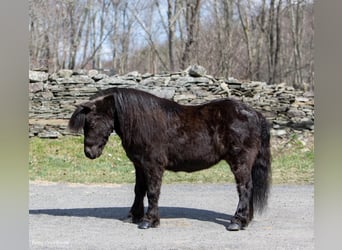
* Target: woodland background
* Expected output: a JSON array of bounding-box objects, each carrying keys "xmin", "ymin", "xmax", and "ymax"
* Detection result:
[{"xmin": 29, "ymin": 0, "xmax": 314, "ymax": 89}]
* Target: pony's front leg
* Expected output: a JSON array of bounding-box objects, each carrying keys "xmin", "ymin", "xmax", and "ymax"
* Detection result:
[
  {"xmin": 127, "ymin": 166, "xmax": 146, "ymax": 224},
  {"xmin": 138, "ymin": 165, "xmax": 164, "ymax": 229}
]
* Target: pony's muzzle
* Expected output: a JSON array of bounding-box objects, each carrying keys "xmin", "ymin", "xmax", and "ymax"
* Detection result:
[{"xmin": 84, "ymin": 147, "xmax": 98, "ymax": 159}]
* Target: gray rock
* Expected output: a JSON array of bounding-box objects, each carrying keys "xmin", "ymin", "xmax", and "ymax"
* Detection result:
[
  {"xmin": 29, "ymin": 71, "xmax": 49, "ymax": 82},
  {"xmin": 174, "ymin": 93, "xmax": 197, "ymax": 102},
  {"xmin": 271, "ymin": 129, "xmax": 287, "ymax": 137},
  {"xmin": 98, "ymin": 76, "xmax": 136, "ymax": 85},
  {"xmin": 56, "ymin": 75, "xmax": 94, "ymax": 85},
  {"xmin": 146, "ymin": 88, "xmax": 175, "ymax": 99},
  {"xmin": 142, "ymin": 73, "xmax": 153, "ymax": 79},
  {"xmin": 92, "ymin": 74, "xmax": 108, "ymax": 81},
  {"xmin": 48, "ymin": 72, "xmax": 59, "ymax": 81},
  {"xmin": 287, "ymin": 109, "xmax": 306, "ymax": 118},
  {"xmin": 187, "ymin": 65, "xmax": 207, "ymax": 77},
  {"xmin": 73, "ymin": 69, "xmax": 87, "ymax": 75},
  {"xmin": 88, "ymin": 70, "xmax": 99, "ymax": 78},
  {"xmin": 140, "ymin": 77, "xmax": 168, "ymax": 86},
  {"xmin": 57, "ymin": 69, "xmax": 73, "ymax": 78},
  {"xmin": 296, "ymin": 96, "xmax": 310, "ymax": 102},
  {"xmin": 226, "ymin": 77, "xmax": 240, "ymax": 84},
  {"xmin": 125, "ymin": 71, "xmax": 140, "ymax": 78},
  {"xmin": 29, "ymin": 82, "xmax": 44, "ymax": 93},
  {"xmin": 175, "ymin": 76, "xmax": 209, "ymax": 85},
  {"xmin": 219, "ymin": 82, "xmax": 230, "ymax": 95},
  {"xmin": 41, "ymin": 91, "xmax": 54, "ymax": 100},
  {"xmin": 38, "ymin": 131, "xmax": 61, "ymax": 139}
]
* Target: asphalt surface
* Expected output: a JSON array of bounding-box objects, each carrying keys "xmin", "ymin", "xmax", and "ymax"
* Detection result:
[{"xmin": 29, "ymin": 182, "xmax": 314, "ymax": 249}]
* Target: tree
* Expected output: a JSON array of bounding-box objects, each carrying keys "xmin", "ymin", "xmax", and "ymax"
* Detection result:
[
  {"xmin": 180, "ymin": 0, "xmax": 201, "ymax": 69},
  {"xmin": 236, "ymin": 0, "xmax": 253, "ymax": 80},
  {"xmin": 255, "ymin": 0, "xmax": 267, "ymax": 81},
  {"xmin": 267, "ymin": 0, "xmax": 282, "ymax": 85},
  {"xmin": 166, "ymin": 0, "xmax": 181, "ymax": 71}
]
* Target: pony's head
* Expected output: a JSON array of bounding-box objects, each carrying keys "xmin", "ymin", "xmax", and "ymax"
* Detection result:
[{"xmin": 68, "ymin": 96, "xmax": 114, "ymax": 159}]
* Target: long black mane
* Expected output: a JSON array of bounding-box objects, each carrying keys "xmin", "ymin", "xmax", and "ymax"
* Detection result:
[{"xmin": 103, "ymin": 88, "xmax": 182, "ymax": 146}]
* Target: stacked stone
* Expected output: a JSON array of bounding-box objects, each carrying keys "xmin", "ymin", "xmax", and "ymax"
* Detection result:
[{"xmin": 29, "ymin": 65, "xmax": 314, "ymax": 138}]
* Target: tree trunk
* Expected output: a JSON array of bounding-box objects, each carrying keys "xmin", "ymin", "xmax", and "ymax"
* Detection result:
[
  {"xmin": 236, "ymin": 0, "xmax": 253, "ymax": 80},
  {"xmin": 167, "ymin": 0, "xmax": 177, "ymax": 71},
  {"xmin": 180, "ymin": 0, "xmax": 201, "ymax": 69},
  {"xmin": 268, "ymin": 0, "xmax": 282, "ymax": 84},
  {"xmin": 255, "ymin": 0, "xmax": 267, "ymax": 81}
]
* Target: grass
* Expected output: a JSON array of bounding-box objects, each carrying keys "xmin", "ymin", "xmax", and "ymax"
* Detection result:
[
  {"xmin": 271, "ymin": 134, "xmax": 314, "ymax": 184},
  {"xmin": 29, "ymin": 134, "xmax": 314, "ymax": 185}
]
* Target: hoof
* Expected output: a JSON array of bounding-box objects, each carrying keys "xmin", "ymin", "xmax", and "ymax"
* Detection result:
[
  {"xmin": 138, "ymin": 220, "xmax": 160, "ymax": 229},
  {"xmin": 138, "ymin": 220, "xmax": 152, "ymax": 229},
  {"xmin": 227, "ymin": 222, "xmax": 241, "ymax": 231}
]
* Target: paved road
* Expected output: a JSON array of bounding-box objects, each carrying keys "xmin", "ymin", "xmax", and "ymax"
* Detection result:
[{"xmin": 29, "ymin": 182, "xmax": 314, "ymax": 249}]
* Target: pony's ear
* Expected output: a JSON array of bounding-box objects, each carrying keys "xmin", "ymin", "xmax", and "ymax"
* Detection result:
[
  {"xmin": 68, "ymin": 102, "xmax": 95, "ymax": 133},
  {"xmin": 79, "ymin": 101, "xmax": 96, "ymax": 112}
]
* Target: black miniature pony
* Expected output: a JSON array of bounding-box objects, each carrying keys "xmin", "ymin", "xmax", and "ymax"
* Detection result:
[{"xmin": 68, "ymin": 87, "xmax": 271, "ymax": 231}]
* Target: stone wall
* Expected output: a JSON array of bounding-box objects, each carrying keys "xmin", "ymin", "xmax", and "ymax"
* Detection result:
[{"xmin": 29, "ymin": 65, "xmax": 314, "ymax": 138}]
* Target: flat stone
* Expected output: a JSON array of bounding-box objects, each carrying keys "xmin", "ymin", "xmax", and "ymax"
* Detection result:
[
  {"xmin": 98, "ymin": 77, "xmax": 136, "ymax": 85},
  {"xmin": 92, "ymin": 74, "xmax": 108, "ymax": 81},
  {"xmin": 125, "ymin": 71, "xmax": 140, "ymax": 78},
  {"xmin": 88, "ymin": 70, "xmax": 99, "ymax": 78},
  {"xmin": 174, "ymin": 94, "xmax": 197, "ymax": 101},
  {"xmin": 29, "ymin": 82, "xmax": 44, "ymax": 93},
  {"xmin": 175, "ymin": 76, "xmax": 209, "ymax": 85},
  {"xmin": 271, "ymin": 129, "xmax": 287, "ymax": 137},
  {"xmin": 287, "ymin": 109, "xmax": 306, "ymax": 118},
  {"xmin": 57, "ymin": 69, "xmax": 73, "ymax": 78},
  {"xmin": 38, "ymin": 131, "xmax": 61, "ymax": 139},
  {"xmin": 29, "ymin": 71, "xmax": 49, "ymax": 82},
  {"xmin": 296, "ymin": 96, "xmax": 310, "ymax": 102},
  {"xmin": 41, "ymin": 91, "xmax": 54, "ymax": 100},
  {"xmin": 146, "ymin": 88, "xmax": 175, "ymax": 99}
]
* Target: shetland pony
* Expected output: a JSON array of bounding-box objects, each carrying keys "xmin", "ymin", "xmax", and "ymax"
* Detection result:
[{"xmin": 68, "ymin": 87, "xmax": 271, "ymax": 231}]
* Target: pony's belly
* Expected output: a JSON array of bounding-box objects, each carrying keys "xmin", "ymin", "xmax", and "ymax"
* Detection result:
[
  {"xmin": 165, "ymin": 141, "xmax": 225, "ymax": 172},
  {"xmin": 166, "ymin": 157, "xmax": 221, "ymax": 173}
]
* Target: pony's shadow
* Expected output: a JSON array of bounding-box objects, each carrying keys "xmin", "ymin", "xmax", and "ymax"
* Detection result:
[{"xmin": 29, "ymin": 206, "xmax": 233, "ymax": 228}]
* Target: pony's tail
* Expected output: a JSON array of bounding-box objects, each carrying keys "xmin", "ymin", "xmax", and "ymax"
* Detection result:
[{"xmin": 252, "ymin": 115, "xmax": 272, "ymax": 213}]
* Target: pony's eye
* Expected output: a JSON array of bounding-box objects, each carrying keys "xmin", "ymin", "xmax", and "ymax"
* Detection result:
[{"xmin": 86, "ymin": 119, "xmax": 95, "ymax": 128}]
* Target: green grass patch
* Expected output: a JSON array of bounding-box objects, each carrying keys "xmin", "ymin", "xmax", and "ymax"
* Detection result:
[
  {"xmin": 29, "ymin": 134, "xmax": 314, "ymax": 184},
  {"xmin": 271, "ymin": 134, "xmax": 314, "ymax": 184}
]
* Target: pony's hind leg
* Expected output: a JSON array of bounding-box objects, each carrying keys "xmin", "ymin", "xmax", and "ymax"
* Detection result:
[
  {"xmin": 226, "ymin": 151, "xmax": 256, "ymax": 231},
  {"xmin": 228, "ymin": 174, "xmax": 254, "ymax": 231}
]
